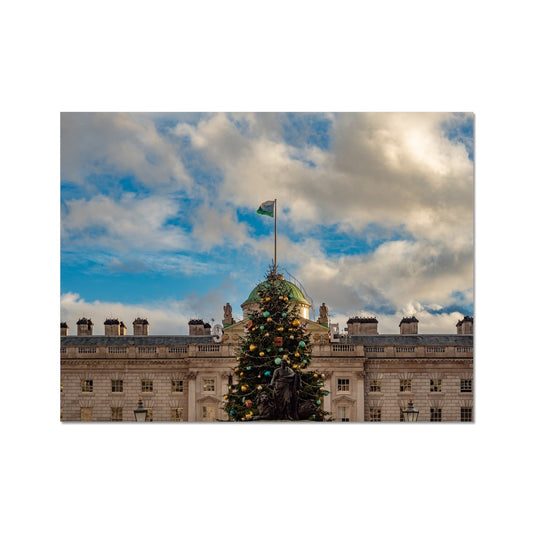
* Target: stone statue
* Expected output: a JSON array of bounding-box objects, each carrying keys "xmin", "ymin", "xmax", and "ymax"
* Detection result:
[
  {"xmin": 223, "ymin": 302, "xmax": 233, "ymax": 325},
  {"xmin": 319, "ymin": 302, "xmax": 329, "ymax": 324},
  {"xmin": 270, "ymin": 359, "xmax": 301, "ymax": 420}
]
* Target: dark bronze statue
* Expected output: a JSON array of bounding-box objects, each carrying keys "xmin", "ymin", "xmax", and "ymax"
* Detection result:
[
  {"xmin": 270, "ymin": 359, "xmax": 301, "ymax": 420},
  {"xmin": 254, "ymin": 391, "xmax": 276, "ymax": 420}
]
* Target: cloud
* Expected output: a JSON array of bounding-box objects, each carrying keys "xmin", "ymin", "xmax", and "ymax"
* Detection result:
[
  {"xmin": 61, "ymin": 292, "xmax": 227, "ymax": 336},
  {"xmin": 173, "ymin": 112, "xmax": 473, "ymax": 242},
  {"xmin": 61, "ymin": 112, "xmax": 193, "ymax": 191},
  {"xmin": 61, "ymin": 193, "xmax": 190, "ymax": 253},
  {"xmin": 61, "ymin": 113, "xmax": 473, "ymax": 333}
]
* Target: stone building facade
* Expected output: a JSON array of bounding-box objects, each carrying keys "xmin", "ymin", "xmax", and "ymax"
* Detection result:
[{"xmin": 60, "ymin": 280, "xmax": 474, "ymax": 423}]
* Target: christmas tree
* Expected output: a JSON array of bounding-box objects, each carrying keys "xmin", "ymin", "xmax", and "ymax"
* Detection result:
[{"xmin": 224, "ymin": 267, "xmax": 329, "ymax": 421}]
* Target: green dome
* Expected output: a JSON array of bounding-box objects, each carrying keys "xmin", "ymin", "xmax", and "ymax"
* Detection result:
[{"xmin": 242, "ymin": 278, "xmax": 311, "ymax": 306}]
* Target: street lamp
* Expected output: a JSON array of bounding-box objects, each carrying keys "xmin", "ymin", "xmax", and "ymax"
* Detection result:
[
  {"xmin": 402, "ymin": 397, "xmax": 419, "ymax": 422},
  {"xmin": 134, "ymin": 396, "xmax": 148, "ymax": 422}
]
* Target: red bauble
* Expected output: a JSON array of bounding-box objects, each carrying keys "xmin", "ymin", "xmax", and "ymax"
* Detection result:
[{"xmin": 245, "ymin": 399, "xmax": 253, "ymax": 408}]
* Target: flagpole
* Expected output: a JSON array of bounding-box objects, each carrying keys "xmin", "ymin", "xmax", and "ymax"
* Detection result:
[{"xmin": 274, "ymin": 198, "xmax": 277, "ymax": 274}]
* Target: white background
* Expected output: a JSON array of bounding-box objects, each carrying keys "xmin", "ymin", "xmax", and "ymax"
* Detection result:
[{"xmin": 2, "ymin": 1, "xmax": 531, "ymax": 532}]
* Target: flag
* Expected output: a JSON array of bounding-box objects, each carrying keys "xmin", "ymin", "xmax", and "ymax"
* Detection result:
[{"xmin": 256, "ymin": 200, "xmax": 275, "ymax": 217}]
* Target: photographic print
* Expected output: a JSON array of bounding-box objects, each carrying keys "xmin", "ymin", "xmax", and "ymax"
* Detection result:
[{"xmin": 60, "ymin": 112, "xmax": 474, "ymax": 422}]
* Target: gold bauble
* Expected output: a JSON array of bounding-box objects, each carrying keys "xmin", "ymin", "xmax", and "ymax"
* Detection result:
[
  {"xmin": 249, "ymin": 344, "xmax": 256, "ymax": 351},
  {"xmin": 292, "ymin": 319, "xmax": 300, "ymax": 327},
  {"xmin": 241, "ymin": 385, "xmax": 248, "ymax": 392},
  {"xmin": 259, "ymin": 351, "xmax": 265, "ymax": 356}
]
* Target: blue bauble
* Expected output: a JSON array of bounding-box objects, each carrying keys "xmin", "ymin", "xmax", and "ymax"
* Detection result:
[
  {"xmin": 274, "ymin": 358, "xmax": 281, "ymax": 365},
  {"xmin": 263, "ymin": 311, "xmax": 270, "ymax": 318}
]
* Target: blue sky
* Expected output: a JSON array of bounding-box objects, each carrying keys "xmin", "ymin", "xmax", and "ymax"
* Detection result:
[{"xmin": 61, "ymin": 112, "xmax": 474, "ymax": 334}]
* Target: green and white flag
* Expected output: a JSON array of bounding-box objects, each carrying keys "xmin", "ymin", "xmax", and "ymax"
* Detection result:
[{"xmin": 256, "ymin": 200, "xmax": 275, "ymax": 217}]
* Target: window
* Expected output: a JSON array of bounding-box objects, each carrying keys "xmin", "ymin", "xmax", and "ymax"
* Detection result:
[
  {"xmin": 337, "ymin": 406, "xmax": 350, "ymax": 422},
  {"xmin": 369, "ymin": 407, "xmax": 381, "ymax": 422},
  {"xmin": 202, "ymin": 378, "xmax": 215, "ymax": 392},
  {"xmin": 172, "ymin": 379, "xmax": 184, "ymax": 392},
  {"xmin": 171, "ymin": 407, "xmax": 184, "ymax": 421},
  {"xmin": 369, "ymin": 379, "xmax": 381, "ymax": 392},
  {"xmin": 111, "ymin": 379, "xmax": 123, "ymax": 393},
  {"xmin": 81, "ymin": 379, "xmax": 93, "ymax": 393},
  {"xmin": 337, "ymin": 378, "xmax": 350, "ymax": 392},
  {"xmin": 430, "ymin": 379, "xmax": 442, "ymax": 392},
  {"xmin": 461, "ymin": 407, "xmax": 473, "ymax": 422},
  {"xmin": 80, "ymin": 407, "xmax": 93, "ymax": 421},
  {"xmin": 461, "ymin": 379, "xmax": 473, "ymax": 393},
  {"xmin": 111, "ymin": 407, "xmax": 123, "ymax": 421},
  {"xmin": 399, "ymin": 379, "xmax": 412, "ymax": 392},
  {"xmin": 430, "ymin": 408, "xmax": 442, "ymax": 422},
  {"xmin": 202, "ymin": 406, "xmax": 216, "ymax": 421},
  {"xmin": 141, "ymin": 379, "xmax": 153, "ymax": 393}
]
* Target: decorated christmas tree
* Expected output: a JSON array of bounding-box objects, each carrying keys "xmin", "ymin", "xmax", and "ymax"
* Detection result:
[{"xmin": 224, "ymin": 267, "xmax": 329, "ymax": 421}]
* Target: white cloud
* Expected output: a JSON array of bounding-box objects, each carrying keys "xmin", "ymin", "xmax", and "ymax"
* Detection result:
[
  {"xmin": 61, "ymin": 112, "xmax": 473, "ymax": 333},
  {"xmin": 61, "ymin": 112, "xmax": 193, "ymax": 191},
  {"xmin": 60, "ymin": 292, "xmax": 230, "ymax": 336},
  {"xmin": 61, "ymin": 193, "xmax": 189, "ymax": 252}
]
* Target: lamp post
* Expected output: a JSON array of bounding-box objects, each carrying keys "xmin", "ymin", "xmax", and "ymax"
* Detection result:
[
  {"xmin": 134, "ymin": 396, "xmax": 148, "ymax": 422},
  {"xmin": 402, "ymin": 397, "xmax": 419, "ymax": 422}
]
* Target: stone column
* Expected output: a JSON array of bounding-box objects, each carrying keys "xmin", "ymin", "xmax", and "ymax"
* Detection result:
[
  {"xmin": 187, "ymin": 372, "xmax": 198, "ymax": 421},
  {"xmin": 356, "ymin": 371, "xmax": 365, "ymax": 421},
  {"xmin": 323, "ymin": 372, "xmax": 332, "ymax": 414}
]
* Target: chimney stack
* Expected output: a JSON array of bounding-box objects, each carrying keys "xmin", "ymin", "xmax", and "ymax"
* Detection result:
[
  {"xmin": 119, "ymin": 321, "xmax": 127, "ymax": 336},
  {"xmin": 346, "ymin": 316, "xmax": 378, "ymax": 335},
  {"xmin": 76, "ymin": 318, "xmax": 93, "ymax": 336},
  {"xmin": 60, "ymin": 322, "xmax": 69, "ymax": 336},
  {"xmin": 133, "ymin": 318, "xmax": 149, "ymax": 336},
  {"xmin": 456, "ymin": 316, "xmax": 474, "ymax": 334},
  {"xmin": 104, "ymin": 318, "xmax": 121, "ymax": 336},
  {"xmin": 188, "ymin": 319, "xmax": 209, "ymax": 336},
  {"xmin": 399, "ymin": 316, "xmax": 419, "ymax": 334}
]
